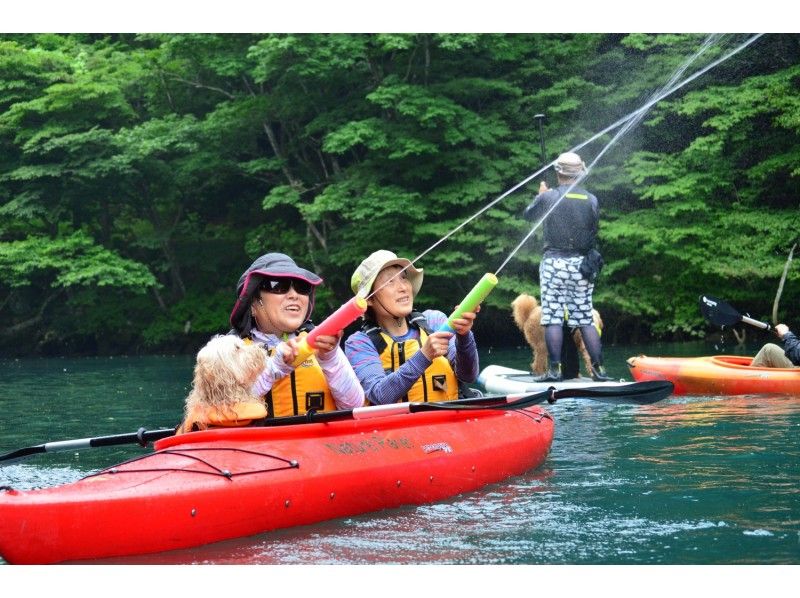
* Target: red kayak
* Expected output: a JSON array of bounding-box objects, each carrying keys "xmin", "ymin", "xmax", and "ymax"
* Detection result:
[
  {"xmin": 627, "ymin": 354, "xmax": 800, "ymax": 395},
  {"xmin": 0, "ymin": 406, "xmax": 553, "ymax": 564}
]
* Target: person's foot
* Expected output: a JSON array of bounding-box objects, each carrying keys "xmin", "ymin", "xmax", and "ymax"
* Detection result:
[
  {"xmin": 534, "ymin": 362, "xmax": 563, "ymax": 382},
  {"xmin": 591, "ymin": 363, "xmax": 613, "ymax": 382}
]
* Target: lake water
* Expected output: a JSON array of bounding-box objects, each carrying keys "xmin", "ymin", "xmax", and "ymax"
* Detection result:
[{"xmin": 1, "ymin": 341, "xmax": 798, "ymax": 568}]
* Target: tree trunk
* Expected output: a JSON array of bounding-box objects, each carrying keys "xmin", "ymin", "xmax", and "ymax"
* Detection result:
[
  {"xmin": 772, "ymin": 242, "xmax": 796, "ymax": 324},
  {"xmin": 1, "ymin": 291, "xmax": 61, "ymax": 338},
  {"xmin": 262, "ymin": 121, "xmax": 302, "ymax": 188}
]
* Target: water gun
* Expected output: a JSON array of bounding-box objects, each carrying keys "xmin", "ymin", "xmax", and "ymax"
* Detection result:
[
  {"xmin": 292, "ymin": 296, "xmax": 367, "ymax": 366},
  {"xmin": 438, "ymin": 273, "xmax": 498, "ymax": 333}
]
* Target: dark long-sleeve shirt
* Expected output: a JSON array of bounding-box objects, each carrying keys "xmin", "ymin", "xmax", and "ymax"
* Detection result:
[{"xmin": 783, "ymin": 331, "xmax": 800, "ymax": 365}]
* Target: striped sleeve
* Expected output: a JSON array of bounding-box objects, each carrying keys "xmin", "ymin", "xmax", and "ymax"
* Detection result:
[
  {"xmin": 315, "ymin": 346, "xmax": 366, "ymax": 410},
  {"xmin": 424, "ymin": 310, "xmax": 479, "ymax": 383}
]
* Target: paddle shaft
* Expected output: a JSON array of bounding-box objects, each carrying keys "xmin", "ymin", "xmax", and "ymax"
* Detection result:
[
  {"xmin": 0, "ymin": 428, "xmax": 175, "ymax": 464},
  {"xmin": 534, "ymin": 113, "xmax": 549, "ymax": 186},
  {"xmin": 257, "ymin": 380, "xmax": 673, "ymax": 427},
  {"xmin": 741, "ymin": 315, "xmax": 771, "ymax": 330}
]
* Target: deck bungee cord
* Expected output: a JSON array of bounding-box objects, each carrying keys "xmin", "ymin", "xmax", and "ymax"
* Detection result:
[{"xmin": 83, "ymin": 447, "xmax": 299, "ymax": 481}]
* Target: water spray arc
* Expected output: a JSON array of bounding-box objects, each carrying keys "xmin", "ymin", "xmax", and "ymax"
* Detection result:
[
  {"xmin": 407, "ymin": 32, "xmax": 765, "ymax": 279},
  {"xmin": 303, "ymin": 34, "xmax": 766, "ymax": 364},
  {"xmin": 494, "ymin": 33, "xmax": 760, "ymax": 275}
]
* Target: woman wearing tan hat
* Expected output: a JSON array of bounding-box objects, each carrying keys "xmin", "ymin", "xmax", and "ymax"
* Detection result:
[
  {"xmin": 344, "ymin": 250, "xmax": 479, "ymax": 404},
  {"xmin": 229, "ymin": 252, "xmax": 364, "ymax": 418}
]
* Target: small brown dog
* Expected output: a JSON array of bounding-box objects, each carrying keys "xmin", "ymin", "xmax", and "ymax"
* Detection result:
[
  {"xmin": 179, "ymin": 335, "xmax": 267, "ymax": 433},
  {"xmin": 511, "ymin": 294, "xmax": 603, "ymax": 377}
]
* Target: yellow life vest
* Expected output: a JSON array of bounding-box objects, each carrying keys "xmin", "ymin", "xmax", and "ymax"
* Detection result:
[
  {"xmin": 263, "ymin": 347, "xmax": 337, "ymax": 417},
  {"xmin": 374, "ymin": 325, "xmax": 458, "ymax": 403},
  {"xmin": 179, "ymin": 402, "xmax": 268, "ymax": 434}
]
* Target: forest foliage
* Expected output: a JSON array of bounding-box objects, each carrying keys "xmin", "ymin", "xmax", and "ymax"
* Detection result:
[{"xmin": 0, "ymin": 33, "xmax": 798, "ymax": 355}]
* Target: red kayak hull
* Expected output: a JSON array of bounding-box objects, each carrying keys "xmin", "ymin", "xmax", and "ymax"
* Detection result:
[
  {"xmin": 627, "ymin": 354, "xmax": 800, "ymax": 395},
  {"xmin": 0, "ymin": 407, "xmax": 553, "ymax": 564}
]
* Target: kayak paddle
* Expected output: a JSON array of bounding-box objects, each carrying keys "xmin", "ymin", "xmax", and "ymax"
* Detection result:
[
  {"xmin": 699, "ymin": 294, "xmax": 772, "ymax": 331},
  {"xmin": 261, "ymin": 380, "xmax": 674, "ymax": 426},
  {"xmin": 0, "ymin": 381, "xmax": 673, "ymax": 464},
  {"xmin": 0, "ymin": 427, "xmax": 176, "ymax": 465}
]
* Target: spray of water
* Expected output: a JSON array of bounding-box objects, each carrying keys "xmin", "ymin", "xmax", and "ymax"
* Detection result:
[
  {"xmin": 361, "ymin": 33, "xmax": 764, "ymax": 299},
  {"xmin": 494, "ymin": 33, "xmax": 743, "ymax": 274}
]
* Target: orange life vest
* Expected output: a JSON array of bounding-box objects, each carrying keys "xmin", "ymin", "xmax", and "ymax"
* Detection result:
[
  {"xmin": 364, "ymin": 314, "xmax": 459, "ymax": 403},
  {"xmin": 179, "ymin": 402, "xmax": 268, "ymax": 434},
  {"xmin": 263, "ymin": 348, "xmax": 337, "ymax": 417}
]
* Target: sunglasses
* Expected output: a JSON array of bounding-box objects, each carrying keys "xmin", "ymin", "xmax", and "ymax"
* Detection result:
[{"xmin": 259, "ymin": 277, "xmax": 313, "ymax": 296}]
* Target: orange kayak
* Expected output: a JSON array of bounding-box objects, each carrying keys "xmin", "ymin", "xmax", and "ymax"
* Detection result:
[{"xmin": 627, "ymin": 354, "xmax": 800, "ymax": 396}]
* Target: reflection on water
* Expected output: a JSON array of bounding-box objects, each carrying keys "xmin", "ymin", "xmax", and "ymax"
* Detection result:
[{"xmin": 1, "ymin": 343, "xmax": 799, "ymax": 564}]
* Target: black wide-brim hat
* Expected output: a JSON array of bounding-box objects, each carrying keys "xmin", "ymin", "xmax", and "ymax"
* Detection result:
[{"xmin": 229, "ymin": 253, "xmax": 323, "ymax": 336}]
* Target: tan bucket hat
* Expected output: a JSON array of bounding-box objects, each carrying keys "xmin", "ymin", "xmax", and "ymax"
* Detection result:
[
  {"xmin": 350, "ymin": 250, "xmax": 423, "ymax": 297},
  {"xmin": 554, "ymin": 151, "xmax": 586, "ymax": 177}
]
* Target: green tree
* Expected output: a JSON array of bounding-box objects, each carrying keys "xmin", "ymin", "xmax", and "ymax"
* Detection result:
[{"xmin": 0, "ymin": 33, "xmax": 797, "ymax": 355}]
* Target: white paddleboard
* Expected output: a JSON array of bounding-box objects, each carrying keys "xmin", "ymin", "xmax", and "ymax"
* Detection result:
[{"xmin": 478, "ymin": 364, "xmax": 629, "ymax": 395}]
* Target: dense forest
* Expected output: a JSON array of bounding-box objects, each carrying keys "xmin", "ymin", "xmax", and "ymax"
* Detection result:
[{"xmin": 0, "ymin": 33, "xmax": 798, "ymax": 356}]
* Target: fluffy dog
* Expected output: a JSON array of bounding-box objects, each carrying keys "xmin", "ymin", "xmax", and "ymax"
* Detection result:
[
  {"xmin": 511, "ymin": 294, "xmax": 603, "ymax": 378},
  {"xmin": 179, "ymin": 334, "xmax": 266, "ymax": 433}
]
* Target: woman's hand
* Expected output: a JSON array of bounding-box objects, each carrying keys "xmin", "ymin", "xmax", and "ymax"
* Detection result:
[
  {"xmin": 314, "ymin": 332, "xmax": 341, "ymax": 358},
  {"xmin": 276, "ymin": 338, "xmax": 301, "ymax": 365},
  {"xmin": 450, "ymin": 304, "xmax": 480, "ymax": 336},
  {"xmin": 421, "ymin": 331, "xmax": 453, "ymax": 361},
  {"xmin": 776, "ymin": 323, "xmax": 790, "ymax": 339}
]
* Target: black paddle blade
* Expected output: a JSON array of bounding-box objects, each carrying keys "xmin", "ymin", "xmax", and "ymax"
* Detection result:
[
  {"xmin": 0, "ymin": 428, "xmax": 176, "ymax": 465},
  {"xmin": 0, "ymin": 445, "xmax": 47, "ymax": 464},
  {"xmin": 552, "ymin": 380, "xmax": 674, "ymax": 404},
  {"xmin": 699, "ymin": 294, "xmax": 741, "ymax": 327},
  {"xmin": 410, "ymin": 382, "xmax": 673, "ymax": 410}
]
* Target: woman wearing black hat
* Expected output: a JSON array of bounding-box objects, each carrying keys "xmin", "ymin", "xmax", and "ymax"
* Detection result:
[{"xmin": 229, "ymin": 253, "xmax": 364, "ymax": 418}]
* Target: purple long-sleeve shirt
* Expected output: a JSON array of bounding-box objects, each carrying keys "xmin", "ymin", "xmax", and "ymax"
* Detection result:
[{"xmin": 344, "ymin": 309, "xmax": 479, "ymax": 405}]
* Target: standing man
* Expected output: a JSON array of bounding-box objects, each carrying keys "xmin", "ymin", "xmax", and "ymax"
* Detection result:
[{"xmin": 523, "ymin": 151, "xmax": 611, "ymax": 382}]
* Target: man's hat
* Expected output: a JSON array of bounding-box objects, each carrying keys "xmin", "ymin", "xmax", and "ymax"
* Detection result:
[{"xmin": 554, "ymin": 152, "xmax": 586, "ymax": 177}]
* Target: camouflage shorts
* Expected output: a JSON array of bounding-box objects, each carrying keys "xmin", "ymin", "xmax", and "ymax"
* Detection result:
[{"xmin": 538, "ymin": 255, "xmax": 594, "ymax": 326}]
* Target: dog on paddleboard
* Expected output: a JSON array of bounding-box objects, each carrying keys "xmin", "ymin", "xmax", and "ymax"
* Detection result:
[
  {"xmin": 179, "ymin": 334, "xmax": 266, "ymax": 433},
  {"xmin": 511, "ymin": 294, "xmax": 603, "ymax": 378}
]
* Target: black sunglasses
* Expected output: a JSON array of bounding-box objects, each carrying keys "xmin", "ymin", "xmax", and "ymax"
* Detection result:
[{"xmin": 259, "ymin": 277, "xmax": 313, "ymax": 296}]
